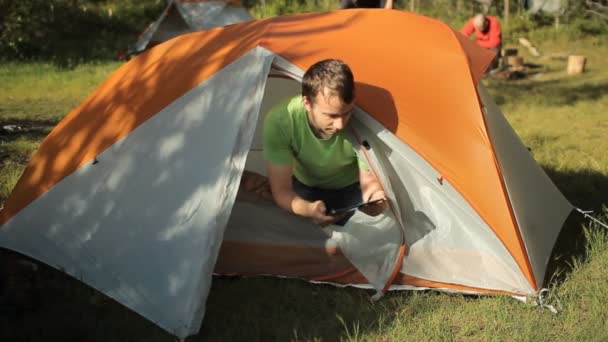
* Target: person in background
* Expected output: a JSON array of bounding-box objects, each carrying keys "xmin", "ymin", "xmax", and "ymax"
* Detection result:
[
  {"xmin": 460, "ymin": 13, "xmax": 502, "ymax": 69},
  {"xmin": 340, "ymin": 0, "xmax": 393, "ymax": 9},
  {"xmin": 263, "ymin": 59, "xmax": 388, "ymax": 227}
]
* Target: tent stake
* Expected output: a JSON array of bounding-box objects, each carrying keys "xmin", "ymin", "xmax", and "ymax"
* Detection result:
[{"xmin": 535, "ymin": 288, "xmax": 561, "ymax": 314}]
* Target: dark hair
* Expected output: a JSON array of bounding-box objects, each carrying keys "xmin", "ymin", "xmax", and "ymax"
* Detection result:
[{"xmin": 302, "ymin": 59, "xmax": 355, "ymax": 104}]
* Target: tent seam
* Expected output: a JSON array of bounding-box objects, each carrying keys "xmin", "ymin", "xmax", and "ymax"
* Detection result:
[{"xmin": 476, "ymin": 93, "xmax": 538, "ymax": 290}]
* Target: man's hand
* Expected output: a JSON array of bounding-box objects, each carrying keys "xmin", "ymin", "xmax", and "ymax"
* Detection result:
[
  {"xmin": 309, "ymin": 200, "xmax": 345, "ymax": 226},
  {"xmin": 359, "ymin": 190, "xmax": 388, "ymax": 217},
  {"xmin": 359, "ymin": 166, "xmax": 388, "ymax": 217}
]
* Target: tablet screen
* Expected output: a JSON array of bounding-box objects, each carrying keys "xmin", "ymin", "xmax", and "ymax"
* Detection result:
[{"xmin": 328, "ymin": 198, "xmax": 384, "ymax": 216}]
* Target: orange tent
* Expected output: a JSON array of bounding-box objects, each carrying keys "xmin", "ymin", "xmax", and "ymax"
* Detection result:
[{"xmin": 0, "ymin": 10, "xmax": 572, "ymax": 338}]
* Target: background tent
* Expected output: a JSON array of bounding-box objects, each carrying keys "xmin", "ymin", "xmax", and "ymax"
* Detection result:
[
  {"xmin": 0, "ymin": 10, "xmax": 572, "ymax": 339},
  {"xmin": 129, "ymin": 0, "xmax": 253, "ymax": 55},
  {"xmin": 524, "ymin": 0, "xmax": 563, "ymax": 14}
]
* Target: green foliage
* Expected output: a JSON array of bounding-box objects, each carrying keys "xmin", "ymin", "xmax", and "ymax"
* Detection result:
[
  {"xmin": 0, "ymin": 0, "xmax": 164, "ymax": 64},
  {"xmin": 507, "ymin": 13, "xmax": 551, "ymax": 34},
  {"xmin": 249, "ymin": 0, "xmax": 336, "ymax": 18},
  {"xmin": 412, "ymin": 0, "xmax": 477, "ymax": 27}
]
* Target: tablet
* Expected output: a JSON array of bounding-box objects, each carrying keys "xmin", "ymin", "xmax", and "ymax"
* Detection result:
[{"xmin": 328, "ymin": 198, "xmax": 385, "ymax": 216}]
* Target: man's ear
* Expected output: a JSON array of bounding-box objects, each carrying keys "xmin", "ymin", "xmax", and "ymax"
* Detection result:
[{"xmin": 302, "ymin": 96, "xmax": 313, "ymax": 112}]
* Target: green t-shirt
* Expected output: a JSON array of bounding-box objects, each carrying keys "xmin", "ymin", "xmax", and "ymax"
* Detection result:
[{"xmin": 263, "ymin": 96, "xmax": 366, "ymax": 189}]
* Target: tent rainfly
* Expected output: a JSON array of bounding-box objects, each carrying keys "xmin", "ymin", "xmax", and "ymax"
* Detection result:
[
  {"xmin": 0, "ymin": 10, "xmax": 573, "ymax": 339},
  {"xmin": 130, "ymin": 0, "xmax": 253, "ymax": 55}
]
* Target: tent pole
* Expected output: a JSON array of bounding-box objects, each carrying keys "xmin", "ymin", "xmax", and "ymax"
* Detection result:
[{"xmin": 575, "ymin": 208, "xmax": 608, "ymax": 230}]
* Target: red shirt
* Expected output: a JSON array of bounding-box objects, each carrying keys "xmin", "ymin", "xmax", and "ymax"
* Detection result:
[{"xmin": 460, "ymin": 15, "xmax": 502, "ymax": 49}]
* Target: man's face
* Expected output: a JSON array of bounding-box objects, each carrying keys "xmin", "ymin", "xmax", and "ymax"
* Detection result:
[{"xmin": 303, "ymin": 88, "xmax": 354, "ymax": 139}]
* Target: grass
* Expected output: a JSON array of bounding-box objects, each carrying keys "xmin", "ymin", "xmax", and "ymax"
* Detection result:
[
  {"xmin": 0, "ymin": 62, "xmax": 121, "ymax": 122},
  {"xmin": 1, "ymin": 33, "xmax": 607, "ymax": 341},
  {"xmin": 0, "ymin": 62, "xmax": 121, "ymax": 204}
]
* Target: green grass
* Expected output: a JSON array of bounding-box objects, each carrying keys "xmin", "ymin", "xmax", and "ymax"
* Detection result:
[
  {"xmin": 1, "ymin": 33, "xmax": 607, "ymax": 341},
  {"xmin": 0, "ymin": 62, "xmax": 120, "ymax": 122}
]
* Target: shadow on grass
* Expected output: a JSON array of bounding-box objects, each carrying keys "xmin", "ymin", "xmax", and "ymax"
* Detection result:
[
  {"xmin": 489, "ymin": 78, "xmax": 608, "ymax": 107},
  {"xmin": 542, "ymin": 165, "xmax": 608, "ymax": 287},
  {"xmin": 0, "ymin": 247, "xmax": 406, "ymax": 342},
  {"xmin": 0, "ymin": 248, "xmax": 172, "ymax": 342},
  {"xmin": 198, "ymin": 276, "xmax": 405, "ymax": 341}
]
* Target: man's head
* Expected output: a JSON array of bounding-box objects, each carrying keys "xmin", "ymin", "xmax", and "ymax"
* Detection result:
[
  {"xmin": 473, "ymin": 14, "xmax": 489, "ymax": 32},
  {"xmin": 301, "ymin": 59, "xmax": 355, "ymax": 139}
]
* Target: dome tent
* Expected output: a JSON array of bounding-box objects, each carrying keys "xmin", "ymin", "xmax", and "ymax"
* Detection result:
[{"xmin": 0, "ymin": 10, "xmax": 572, "ymax": 339}]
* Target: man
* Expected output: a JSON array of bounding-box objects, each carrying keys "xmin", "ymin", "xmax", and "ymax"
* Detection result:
[
  {"xmin": 263, "ymin": 59, "xmax": 387, "ymax": 227},
  {"xmin": 460, "ymin": 13, "xmax": 502, "ymax": 69},
  {"xmin": 340, "ymin": 0, "xmax": 393, "ymax": 9}
]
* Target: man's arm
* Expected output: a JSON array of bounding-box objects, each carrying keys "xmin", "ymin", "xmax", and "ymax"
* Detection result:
[
  {"xmin": 460, "ymin": 19, "xmax": 475, "ymax": 37},
  {"xmin": 266, "ymin": 161, "xmax": 338, "ymax": 225},
  {"xmin": 358, "ymin": 166, "xmax": 388, "ymax": 216},
  {"xmin": 383, "ymin": 0, "xmax": 393, "ymax": 9}
]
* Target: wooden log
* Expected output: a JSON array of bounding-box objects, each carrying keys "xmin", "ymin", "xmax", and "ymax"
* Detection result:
[
  {"xmin": 502, "ymin": 48, "xmax": 518, "ymax": 69},
  {"xmin": 567, "ymin": 55, "xmax": 587, "ymax": 75},
  {"xmin": 518, "ymin": 37, "xmax": 541, "ymax": 56},
  {"xmin": 508, "ymin": 56, "xmax": 524, "ymax": 69}
]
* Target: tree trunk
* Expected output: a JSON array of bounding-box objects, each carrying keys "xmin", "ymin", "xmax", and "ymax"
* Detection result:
[{"xmin": 504, "ymin": 0, "xmax": 509, "ymax": 26}]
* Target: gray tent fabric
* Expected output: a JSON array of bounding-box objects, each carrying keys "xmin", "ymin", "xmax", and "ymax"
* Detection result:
[
  {"xmin": 0, "ymin": 47, "xmax": 275, "ymax": 338},
  {"xmin": 478, "ymin": 85, "xmax": 573, "ymax": 288},
  {"xmin": 347, "ymin": 110, "xmax": 536, "ymax": 295}
]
